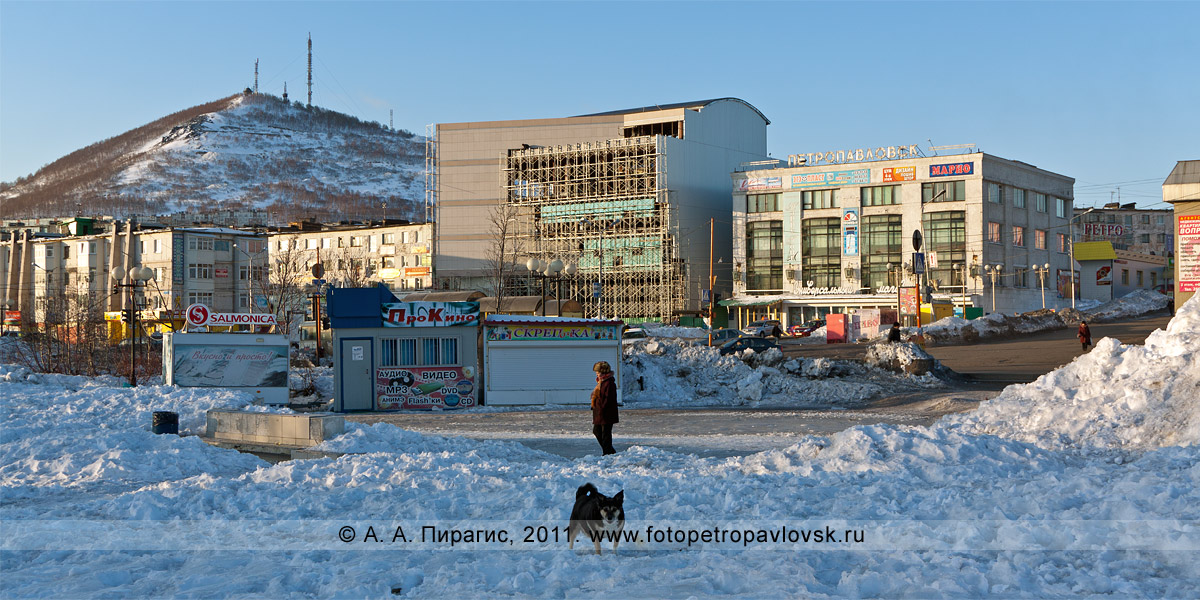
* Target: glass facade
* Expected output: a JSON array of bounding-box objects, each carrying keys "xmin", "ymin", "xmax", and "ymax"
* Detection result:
[
  {"xmin": 923, "ymin": 211, "xmax": 967, "ymax": 290},
  {"xmin": 861, "ymin": 185, "xmax": 900, "ymax": 206},
  {"xmin": 862, "ymin": 215, "xmax": 902, "ymax": 291},
  {"xmin": 746, "ymin": 220, "xmax": 783, "ymax": 291},
  {"xmin": 801, "ymin": 218, "xmax": 841, "ymax": 287},
  {"xmin": 922, "ymin": 180, "xmax": 966, "ymax": 202}
]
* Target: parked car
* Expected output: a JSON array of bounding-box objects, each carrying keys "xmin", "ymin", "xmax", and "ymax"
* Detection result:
[
  {"xmin": 706, "ymin": 328, "xmax": 743, "ymax": 345},
  {"xmin": 742, "ymin": 319, "xmax": 783, "ymax": 338},
  {"xmin": 622, "ymin": 327, "xmax": 648, "ymax": 340},
  {"xmin": 718, "ymin": 336, "xmax": 779, "ymax": 356},
  {"xmin": 788, "ymin": 319, "xmax": 825, "ymax": 337}
]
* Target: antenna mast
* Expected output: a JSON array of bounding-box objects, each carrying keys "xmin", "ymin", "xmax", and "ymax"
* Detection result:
[
  {"xmin": 254, "ymin": 59, "xmax": 259, "ymax": 93},
  {"xmin": 283, "ymin": 82, "xmax": 288, "ymax": 102},
  {"xmin": 390, "ymin": 109, "xmax": 394, "ymax": 130},
  {"xmin": 307, "ymin": 33, "xmax": 313, "ymax": 108}
]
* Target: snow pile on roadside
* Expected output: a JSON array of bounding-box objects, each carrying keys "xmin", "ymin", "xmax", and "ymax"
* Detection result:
[
  {"xmin": 622, "ymin": 338, "xmax": 936, "ymax": 408},
  {"xmin": 1085, "ymin": 288, "xmax": 1170, "ymax": 322},
  {"xmin": 941, "ymin": 293, "xmax": 1200, "ymax": 451},
  {"xmin": 641, "ymin": 323, "xmax": 708, "ymax": 339},
  {"xmin": 863, "ymin": 342, "xmax": 939, "ymax": 373}
]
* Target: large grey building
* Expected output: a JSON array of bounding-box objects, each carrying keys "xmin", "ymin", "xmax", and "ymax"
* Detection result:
[{"xmin": 433, "ymin": 99, "xmax": 770, "ymax": 321}]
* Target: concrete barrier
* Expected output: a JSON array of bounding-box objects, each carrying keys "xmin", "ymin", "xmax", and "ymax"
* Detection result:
[{"xmin": 205, "ymin": 410, "xmax": 345, "ymax": 448}]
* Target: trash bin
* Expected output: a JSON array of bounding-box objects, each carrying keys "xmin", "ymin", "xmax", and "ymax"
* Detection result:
[{"xmin": 152, "ymin": 411, "xmax": 179, "ymax": 435}]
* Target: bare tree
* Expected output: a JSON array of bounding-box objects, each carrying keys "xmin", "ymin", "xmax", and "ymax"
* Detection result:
[
  {"xmin": 256, "ymin": 236, "xmax": 313, "ymax": 338},
  {"xmin": 484, "ymin": 202, "xmax": 526, "ymax": 311},
  {"xmin": 327, "ymin": 243, "xmax": 373, "ymax": 288}
]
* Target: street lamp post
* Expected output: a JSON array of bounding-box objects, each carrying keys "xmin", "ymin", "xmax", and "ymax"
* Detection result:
[
  {"xmin": 985, "ymin": 265, "xmax": 1003, "ymax": 315},
  {"xmin": 1068, "ymin": 207, "xmax": 1096, "ymax": 310},
  {"xmin": 233, "ymin": 243, "xmax": 266, "ymax": 316},
  {"xmin": 526, "ymin": 258, "xmax": 573, "ymax": 316},
  {"xmin": 111, "ymin": 265, "xmax": 154, "ymax": 387},
  {"xmin": 1, "ymin": 299, "xmax": 12, "ymax": 336},
  {"xmin": 1034, "ymin": 263, "xmax": 1051, "ymax": 309}
]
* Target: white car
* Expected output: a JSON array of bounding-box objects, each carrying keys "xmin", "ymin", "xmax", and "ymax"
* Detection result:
[{"xmin": 742, "ymin": 319, "xmax": 783, "ymax": 338}]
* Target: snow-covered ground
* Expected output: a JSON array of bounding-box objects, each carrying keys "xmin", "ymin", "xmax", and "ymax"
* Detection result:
[{"xmin": 1, "ymin": 295, "xmax": 1196, "ymax": 598}]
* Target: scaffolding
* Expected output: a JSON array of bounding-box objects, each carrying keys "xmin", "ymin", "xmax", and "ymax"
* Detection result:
[{"xmin": 502, "ymin": 136, "xmax": 686, "ymax": 322}]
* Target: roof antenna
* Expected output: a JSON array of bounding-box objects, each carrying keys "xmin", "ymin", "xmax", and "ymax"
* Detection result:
[{"xmin": 928, "ymin": 139, "xmax": 938, "ymax": 156}]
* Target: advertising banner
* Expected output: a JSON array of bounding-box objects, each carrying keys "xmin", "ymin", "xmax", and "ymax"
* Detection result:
[
  {"xmin": 382, "ymin": 301, "xmax": 479, "ymax": 327},
  {"xmin": 735, "ymin": 177, "xmax": 782, "ymax": 191},
  {"xmin": 882, "ymin": 166, "xmax": 916, "ymax": 182},
  {"xmin": 1096, "ymin": 265, "xmax": 1113, "ymax": 286},
  {"xmin": 843, "ymin": 229, "xmax": 859, "ymax": 256},
  {"xmin": 1179, "ymin": 215, "xmax": 1200, "ymax": 292},
  {"xmin": 790, "ymin": 169, "xmax": 870, "ymax": 189},
  {"xmin": 376, "ymin": 366, "xmax": 477, "ymax": 410},
  {"xmin": 404, "ymin": 266, "xmax": 431, "ymax": 277},
  {"xmin": 899, "ymin": 287, "xmax": 919, "ymax": 315},
  {"xmin": 1057, "ymin": 270, "xmax": 1079, "ymax": 298},
  {"xmin": 929, "ymin": 162, "xmax": 974, "ymax": 177},
  {"xmin": 486, "ymin": 324, "xmax": 618, "ymax": 342},
  {"xmin": 171, "ymin": 344, "xmax": 289, "ymax": 388}
]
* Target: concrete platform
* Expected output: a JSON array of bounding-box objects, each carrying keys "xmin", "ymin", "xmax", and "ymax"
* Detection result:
[{"xmin": 202, "ymin": 410, "xmax": 345, "ymax": 458}]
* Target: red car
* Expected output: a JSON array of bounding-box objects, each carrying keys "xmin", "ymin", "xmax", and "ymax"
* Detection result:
[{"xmin": 788, "ymin": 319, "xmax": 825, "ymax": 337}]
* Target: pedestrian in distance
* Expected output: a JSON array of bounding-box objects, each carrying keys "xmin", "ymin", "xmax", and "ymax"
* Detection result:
[
  {"xmin": 1078, "ymin": 320, "xmax": 1092, "ymax": 352},
  {"xmin": 888, "ymin": 322, "xmax": 902, "ymax": 343},
  {"xmin": 590, "ymin": 361, "xmax": 619, "ymax": 455}
]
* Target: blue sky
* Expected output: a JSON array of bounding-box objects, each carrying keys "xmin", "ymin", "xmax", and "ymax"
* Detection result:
[{"xmin": 2, "ymin": 1, "xmax": 1196, "ymax": 208}]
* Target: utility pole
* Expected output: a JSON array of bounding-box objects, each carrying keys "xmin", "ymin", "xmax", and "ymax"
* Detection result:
[
  {"xmin": 707, "ymin": 217, "xmax": 714, "ymax": 345},
  {"xmin": 307, "ymin": 33, "xmax": 313, "ymax": 108}
]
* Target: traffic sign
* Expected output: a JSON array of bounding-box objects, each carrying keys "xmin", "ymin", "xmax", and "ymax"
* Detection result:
[
  {"xmin": 913, "ymin": 252, "xmax": 926, "ymax": 274},
  {"xmin": 592, "ymin": 282, "xmax": 602, "ymax": 298},
  {"xmin": 912, "ymin": 230, "xmax": 923, "ymax": 251}
]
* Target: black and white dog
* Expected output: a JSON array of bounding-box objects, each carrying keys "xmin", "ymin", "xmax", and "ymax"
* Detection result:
[{"xmin": 567, "ymin": 483, "xmax": 625, "ymax": 555}]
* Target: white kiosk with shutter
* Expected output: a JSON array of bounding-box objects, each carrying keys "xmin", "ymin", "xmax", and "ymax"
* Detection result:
[{"xmin": 482, "ymin": 315, "xmax": 622, "ymax": 406}]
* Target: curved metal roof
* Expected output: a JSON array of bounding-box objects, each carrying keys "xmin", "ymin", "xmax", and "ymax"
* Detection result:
[{"xmin": 575, "ymin": 98, "xmax": 769, "ymax": 125}]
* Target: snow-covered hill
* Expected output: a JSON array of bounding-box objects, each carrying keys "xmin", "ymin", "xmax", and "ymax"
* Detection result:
[{"xmin": 0, "ymin": 93, "xmax": 426, "ymax": 224}]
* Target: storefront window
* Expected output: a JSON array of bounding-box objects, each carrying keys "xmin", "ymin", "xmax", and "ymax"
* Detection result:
[
  {"xmin": 862, "ymin": 215, "xmax": 901, "ymax": 291},
  {"xmin": 381, "ymin": 338, "xmax": 417, "ymax": 366},
  {"xmin": 746, "ymin": 220, "xmax": 783, "ymax": 291},
  {"xmin": 923, "ymin": 211, "xmax": 966, "ymax": 290},
  {"xmin": 802, "ymin": 217, "xmax": 841, "ymax": 287}
]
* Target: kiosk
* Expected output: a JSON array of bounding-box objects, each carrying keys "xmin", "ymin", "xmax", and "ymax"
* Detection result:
[{"xmin": 482, "ymin": 315, "xmax": 622, "ymax": 406}]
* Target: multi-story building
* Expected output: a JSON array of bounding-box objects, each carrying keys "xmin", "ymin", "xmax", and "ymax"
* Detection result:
[
  {"xmin": 1164, "ymin": 160, "xmax": 1200, "ymax": 309},
  {"xmin": 434, "ymin": 98, "xmax": 771, "ymax": 321},
  {"xmin": 730, "ymin": 148, "xmax": 1076, "ymax": 325},
  {"xmin": 266, "ymin": 221, "xmax": 434, "ymax": 292},
  {"xmin": 1075, "ymin": 203, "xmax": 1173, "ymax": 256}
]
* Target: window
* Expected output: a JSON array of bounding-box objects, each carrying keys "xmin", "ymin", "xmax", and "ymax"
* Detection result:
[
  {"xmin": 862, "ymin": 215, "xmax": 902, "ymax": 291},
  {"xmin": 413, "ymin": 338, "xmax": 459, "ymax": 366},
  {"xmin": 1015, "ymin": 267, "xmax": 1028, "ymax": 288},
  {"xmin": 988, "ymin": 222, "xmax": 1002, "ymax": 243},
  {"xmin": 746, "ymin": 220, "xmax": 783, "ymax": 291},
  {"xmin": 381, "ymin": 338, "xmax": 418, "ymax": 366},
  {"xmin": 186, "ymin": 292, "xmax": 213, "ymax": 305},
  {"xmin": 1035, "ymin": 230, "xmax": 1047, "ymax": 250},
  {"xmin": 188, "ymin": 263, "xmax": 213, "ymax": 279},
  {"xmin": 63, "ymin": 245, "xmax": 70, "ymax": 259},
  {"xmin": 861, "ymin": 185, "xmax": 900, "ymax": 206},
  {"xmin": 214, "ymin": 240, "xmax": 230, "ymax": 252},
  {"xmin": 1139, "ymin": 234, "xmax": 1151, "ymax": 244},
  {"xmin": 337, "ymin": 237, "xmax": 345, "ymax": 248},
  {"xmin": 1056, "ymin": 198, "xmax": 1068, "ymax": 218},
  {"xmin": 239, "ymin": 293, "xmax": 250, "ymax": 309},
  {"xmin": 89, "ymin": 242, "xmax": 97, "ymax": 255},
  {"xmin": 188, "ymin": 237, "xmax": 215, "ymax": 251},
  {"xmin": 1012, "ymin": 226, "xmax": 1025, "ymax": 247},
  {"xmin": 1141, "ymin": 214, "xmax": 1150, "ymax": 224},
  {"xmin": 307, "ymin": 238, "xmax": 319, "ymax": 250},
  {"xmin": 383, "ymin": 256, "xmax": 395, "ymax": 269},
  {"xmin": 1151, "ymin": 272, "xmax": 1158, "ymax": 287},
  {"xmin": 45, "ymin": 246, "xmax": 54, "ymax": 259},
  {"xmin": 987, "ymin": 182, "xmax": 1003, "ymax": 204},
  {"xmin": 1058, "ymin": 234, "xmax": 1067, "ymax": 253},
  {"xmin": 1137, "ymin": 271, "xmax": 1144, "ymax": 286},
  {"xmin": 1035, "ymin": 193, "xmax": 1047, "ymax": 213},
  {"xmin": 1158, "ymin": 233, "xmax": 1167, "ymax": 243},
  {"xmin": 351, "ymin": 236, "xmax": 364, "ymax": 247},
  {"xmin": 747, "ymin": 193, "xmax": 781, "ymax": 213},
  {"xmin": 382, "ymin": 233, "xmax": 394, "ymax": 244},
  {"xmin": 1121, "ymin": 269, "xmax": 1129, "ymax": 285},
  {"xmin": 923, "ymin": 211, "xmax": 967, "ymax": 289},
  {"xmin": 154, "ymin": 239, "xmax": 162, "ymax": 253},
  {"xmin": 278, "ymin": 240, "xmax": 288, "ymax": 251},
  {"xmin": 1013, "ymin": 188, "xmax": 1026, "ymax": 208},
  {"xmin": 402, "ymin": 231, "xmax": 409, "ymax": 244},
  {"xmin": 922, "ymin": 180, "xmax": 966, "ymax": 202},
  {"xmin": 1157, "ymin": 215, "xmax": 1166, "ymax": 225},
  {"xmin": 413, "ymin": 231, "xmax": 420, "ymax": 243},
  {"xmin": 322, "ymin": 238, "xmax": 332, "ymax": 249},
  {"xmin": 139, "ymin": 240, "xmax": 146, "ymax": 254},
  {"xmin": 802, "ymin": 189, "xmax": 837, "ymax": 210},
  {"xmin": 1125, "ymin": 215, "xmax": 1133, "ymax": 225},
  {"xmin": 239, "ymin": 265, "xmax": 265, "ymax": 281},
  {"xmin": 801, "ymin": 218, "xmax": 841, "ymax": 287}
]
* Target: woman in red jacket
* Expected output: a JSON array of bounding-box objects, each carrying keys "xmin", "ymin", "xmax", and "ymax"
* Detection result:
[
  {"xmin": 590, "ymin": 361, "xmax": 619, "ymax": 455},
  {"xmin": 1078, "ymin": 321, "xmax": 1092, "ymax": 351}
]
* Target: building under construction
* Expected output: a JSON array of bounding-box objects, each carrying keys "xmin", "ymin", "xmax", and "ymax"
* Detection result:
[{"xmin": 433, "ymin": 99, "xmax": 770, "ymax": 322}]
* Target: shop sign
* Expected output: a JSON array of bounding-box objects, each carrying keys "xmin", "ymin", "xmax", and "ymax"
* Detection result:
[
  {"xmin": 1084, "ymin": 223, "xmax": 1125, "ymax": 237},
  {"xmin": 376, "ymin": 366, "xmax": 477, "ymax": 410},
  {"xmin": 883, "ymin": 166, "xmax": 916, "ymax": 182},
  {"xmin": 215, "ymin": 267, "xmax": 229, "ymax": 278},
  {"xmin": 404, "ymin": 266, "xmax": 431, "ymax": 277},
  {"xmin": 378, "ymin": 268, "xmax": 401, "ymax": 279},
  {"xmin": 930, "ymin": 162, "xmax": 974, "ymax": 177},
  {"xmin": 1096, "ymin": 266, "xmax": 1112, "ymax": 286},
  {"xmin": 791, "ymin": 169, "xmax": 870, "ymax": 189},
  {"xmin": 382, "ymin": 301, "xmax": 479, "ymax": 327},
  {"xmin": 801, "ymin": 286, "xmax": 861, "ymax": 295},
  {"xmin": 486, "ymin": 324, "xmax": 618, "ymax": 341},
  {"xmin": 3, "ymin": 310, "xmax": 19, "ymax": 324},
  {"xmin": 186, "ymin": 303, "xmax": 278, "ymax": 327},
  {"xmin": 412, "ymin": 245, "xmax": 429, "ymax": 254},
  {"xmin": 788, "ymin": 145, "xmax": 920, "ymax": 166},
  {"xmin": 1178, "ymin": 215, "xmax": 1200, "ymax": 292},
  {"xmin": 735, "ymin": 176, "xmax": 782, "ymax": 192}
]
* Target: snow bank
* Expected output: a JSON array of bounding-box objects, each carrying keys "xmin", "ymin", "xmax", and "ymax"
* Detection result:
[
  {"xmin": 622, "ymin": 338, "xmax": 938, "ymax": 408},
  {"xmin": 942, "ymin": 293, "xmax": 1200, "ymax": 450},
  {"xmin": 1084, "ymin": 288, "xmax": 1170, "ymax": 322}
]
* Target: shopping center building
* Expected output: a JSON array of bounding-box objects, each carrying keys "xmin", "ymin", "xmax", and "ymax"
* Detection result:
[{"xmin": 728, "ymin": 148, "xmax": 1076, "ymax": 327}]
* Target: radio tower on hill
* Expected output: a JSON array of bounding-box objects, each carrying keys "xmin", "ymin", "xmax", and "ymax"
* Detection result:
[
  {"xmin": 254, "ymin": 59, "xmax": 259, "ymax": 93},
  {"xmin": 307, "ymin": 33, "xmax": 313, "ymax": 108}
]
